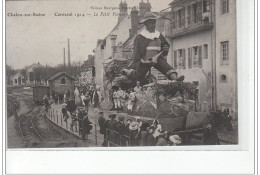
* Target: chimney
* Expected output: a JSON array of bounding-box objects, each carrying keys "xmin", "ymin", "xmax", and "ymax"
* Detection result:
[
  {"xmin": 63, "ymin": 48, "xmax": 66, "ymax": 67},
  {"xmin": 68, "ymin": 39, "xmax": 71, "ymax": 67},
  {"xmin": 139, "ymin": 0, "xmax": 151, "ymax": 17},
  {"xmin": 139, "ymin": 0, "xmax": 146, "ymax": 17},
  {"xmin": 130, "ymin": 7, "xmax": 139, "ymax": 37},
  {"xmin": 110, "ymin": 35, "xmax": 117, "ymax": 58},
  {"xmin": 118, "ymin": 1, "xmax": 128, "ymax": 24},
  {"xmin": 146, "ymin": 0, "xmax": 151, "ymax": 13}
]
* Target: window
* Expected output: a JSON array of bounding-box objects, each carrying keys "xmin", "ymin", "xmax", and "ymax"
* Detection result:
[
  {"xmin": 61, "ymin": 78, "xmax": 66, "ymax": 84},
  {"xmin": 221, "ymin": 41, "xmax": 229, "ymax": 65},
  {"xmin": 193, "ymin": 46, "xmax": 199, "ymax": 67},
  {"xmin": 222, "ymin": 0, "xmax": 229, "ymax": 14},
  {"xmin": 203, "ymin": 0, "xmax": 210, "ymax": 13},
  {"xmin": 173, "ymin": 51, "xmax": 177, "ymax": 69},
  {"xmin": 15, "ymin": 79, "xmax": 17, "ymax": 84},
  {"xmin": 193, "ymin": 46, "xmax": 202, "ymax": 67},
  {"xmin": 178, "ymin": 49, "xmax": 183, "ymax": 68},
  {"xmin": 178, "ymin": 49, "xmax": 186, "ymax": 69},
  {"xmin": 188, "ymin": 48, "xmax": 192, "ymax": 68},
  {"xmin": 198, "ymin": 46, "xmax": 202, "ymax": 67},
  {"xmin": 172, "ymin": 12, "xmax": 177, "ymax": 29},
  {"xmin": 192, "ymin": 3, "xmax": 198, "ymax": 23},
  {"xmin": 177, "ymin": 8, "xmax": 185, "ymax": 28},
  {"xmin": 203, "ymin": 44, "xmax": 208, "ymax": 59},
  {"xmin": 197, "ymin": 1, "xmax": 202, "ymax": 22}
]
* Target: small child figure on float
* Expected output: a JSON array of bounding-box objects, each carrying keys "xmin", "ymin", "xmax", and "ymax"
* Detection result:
[{"xmin": 127, "ymin": 88, "xmax": 136, "ymax": 114}]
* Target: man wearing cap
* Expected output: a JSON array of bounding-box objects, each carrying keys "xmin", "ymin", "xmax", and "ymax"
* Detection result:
[{"xmin": 131, "ymin": 12, "xmax": 184, "ymax": 85}]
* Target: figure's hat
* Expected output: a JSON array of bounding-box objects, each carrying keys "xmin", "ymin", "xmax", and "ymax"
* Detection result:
[{"xmin": 139, "ymin": 12, "xmax": 157, "ymax": 23}]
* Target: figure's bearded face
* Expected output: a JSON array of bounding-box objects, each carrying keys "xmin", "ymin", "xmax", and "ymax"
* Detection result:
[{"xmin": 144, "ymin": 19, "xmax": 156, "ymax": 33}]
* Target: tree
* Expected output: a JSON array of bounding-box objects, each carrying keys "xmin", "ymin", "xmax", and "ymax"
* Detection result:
[
  {"xmin": 20, "ymin": 68, "xmax": 27, "ymax": 85},
  {"xmin": 6, "ymin": 65, "xmax": 16, "ymax": 84}
]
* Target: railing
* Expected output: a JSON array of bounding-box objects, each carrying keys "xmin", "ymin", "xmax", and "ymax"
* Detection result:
[
  {"xmin": 46, "ymin": 109, "xmax": 98, "ymax": 146},
  {"xmin": 165, "ymin": 17, "xmax": 214, "ymax": 38},
  {"xmin": 105, "ymin": 128, "xmax": 130, "ymax": 147}
]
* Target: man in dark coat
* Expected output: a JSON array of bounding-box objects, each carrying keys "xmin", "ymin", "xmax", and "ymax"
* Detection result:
[
  {"xmin": 82, "ymin": 113, "xmax": 92, "ymax": 140},
  {"xmin": 103, "ymin": 115, "xmax": 111, "ymax": 147},
  {"xmin": 115, "ymin": 116, "xmax": 126, "ymax": 146},
  {"xmin": 107, "ymin": 114, "xmax": 118, "ymax": 146},
  {"xmin": 130, "ymin": 12, "xmax": 184, "ymax": 85},
  {"xmin": 98, "ymin": 112, "xmax": 106, "ymax": 146},
  {"xmin": 77, "ymin": 108, "xmax": 84, "ymax": 138},
  {"xmin": 92, "ymin": 89, "xmax": 99, "ymax": 109}
]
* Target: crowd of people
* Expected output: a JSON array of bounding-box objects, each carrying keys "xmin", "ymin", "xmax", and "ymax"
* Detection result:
[
  {"xmin": 98, "ymin": 112, "xmax": 183, "ymax": 147},
  {"xmin": 44, "ymin": 86, "xmax": 103, "ymax": 141},
  {"xmin": 43, "ymin": 82, "xmax": 223, "ymax": 146}
]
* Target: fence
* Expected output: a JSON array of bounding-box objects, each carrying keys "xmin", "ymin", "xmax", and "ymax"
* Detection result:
[
  {"xmin": 105, "ymin": 128, "xmax": 130, "ymax": 147},
  {"xmin": 46, "ymin": 108, "xmax": 98, "ymax": 146}
]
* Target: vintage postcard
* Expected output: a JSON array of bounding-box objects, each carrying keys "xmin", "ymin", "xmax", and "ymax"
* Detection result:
[{"xmin": 6, "ymin": 0, "xmax": 239, "ymax": 149}]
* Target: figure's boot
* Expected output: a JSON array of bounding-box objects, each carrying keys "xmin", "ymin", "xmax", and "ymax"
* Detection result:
[{"xmin": 176, "ymin": 75, "xmax": 185, "ymax": 82}]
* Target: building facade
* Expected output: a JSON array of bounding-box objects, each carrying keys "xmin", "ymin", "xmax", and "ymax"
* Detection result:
[
  {"xmin": 165, "ymin": 0, "xmax": 237, "ymax": 118},
  {"xmin": 13, "ymin": 72, "xmax": 26, "ymax": 86},
  {"xmin": 25, "ymin": 62, "xmax": 46, "ymax": 86},
  {"xmin": 48, "ymin": 72, "xmax": 75, "ymax": 96},
  {"xmin": 78, "ymin": 55, "xmax": 95, "ymax": 85}
]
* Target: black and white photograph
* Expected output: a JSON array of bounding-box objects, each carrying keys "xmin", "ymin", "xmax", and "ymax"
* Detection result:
[{"xmin": 6, "ymin": 0, "xmax": 239, "ymax": 149}]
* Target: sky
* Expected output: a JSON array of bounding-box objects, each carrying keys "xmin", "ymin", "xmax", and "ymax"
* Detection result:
[{"xmin": 6, "ymin": 0, "xmax": 173, "ymax": 69}]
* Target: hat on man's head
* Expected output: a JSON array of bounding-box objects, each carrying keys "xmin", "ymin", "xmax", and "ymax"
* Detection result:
[
  {"xmin": 169, "ymin": 135, "xmax": 182, "ymax": 145},
  {"xmin": 139, "ymin": 12, "xmax": 157, "ymax": 24},
  {"xmin": 108, "ymin": 114, "xmax": 116, "ymax": 119},
  {"xmin": 118, "ymin": 115, "xmax": 125, "ymax": 122},
  {"xmin": 129, "ymin": 121, "xmax": 140, "ymax": 131}
]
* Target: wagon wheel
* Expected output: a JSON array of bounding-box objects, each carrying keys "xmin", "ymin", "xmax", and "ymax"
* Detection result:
[{"xmin": 98, "ymin": 98, "xmax": 113, "ymax": 110}]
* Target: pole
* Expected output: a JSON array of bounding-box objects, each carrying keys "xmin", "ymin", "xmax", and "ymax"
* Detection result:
[
  {"xmin": 95, "ymin": 124, "xmax": 97, "ymax": 146},
  {"xmin": 68, "ymin": 39, "xmax": 70, "ymax": 66},
  {"xmin": 63, "ymin": 48, "xmax": 66, "ymax": 67}
]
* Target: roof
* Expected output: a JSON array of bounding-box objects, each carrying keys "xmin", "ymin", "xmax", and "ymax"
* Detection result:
[
  {"xmin": 169, "ymin": 0, "xmax": 182, "ymax": 5},
  {"xmin": 48, "ymin": 72, "xmax": 75, "ymax": 81},
  {"xmin": 32, "ymin": 85, "xmax": 49, "ymax": 88},
  {"xmin": 169, "ymin": 0, "xmax": 197, "ymax": 7},
  {"xmin": 26, "ymin": 63, "xmax": 44, "ymax": 70}
]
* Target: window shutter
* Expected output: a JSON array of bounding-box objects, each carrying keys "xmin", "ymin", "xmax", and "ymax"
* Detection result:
[
  {"xmin": 183, "ymin": 49, "xmax": 186, "ymax": 69},
  {"xmin": 187, "ymin": 6, "xmax": 191, "ymax": 26},
  {"xmin": 188, "ymin": 48, "xmax": 192, "ymax": 68},
  {"xmin": 199, "ymin": 46, "xmax": 202, "ymax": 67},
  {"xmin": 198, "ymin": 2, "xmax": 202, "ymax": 22},
  {"xmin": 172, "ymin": 12, "xmax": 176, "ymax": 29},
  {"xmin": 181, "ymin": 8, "xmax": 185, "ymax": 27},
  {"xmin": 174, "ymin": 50, "xmax": 177, "ymax": 69},
  {"xmin": 176, "ymin": 11, "xmax": 179, "ymax": 29}
]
